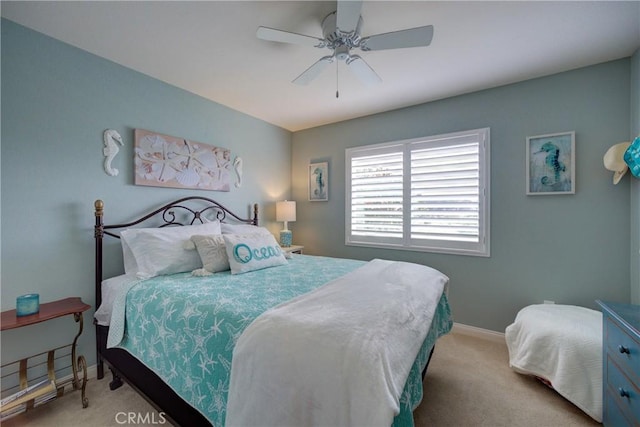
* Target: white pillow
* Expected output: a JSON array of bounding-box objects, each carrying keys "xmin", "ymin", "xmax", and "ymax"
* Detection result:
[
  {"xmin": 121, "ymin": 221, "xmax": 221, "ymax": 278},
  {"xmin": 190, "ymin": 234, "xmax": 230, "ymax": 273},
  {"xmin": 223, "ymin": 233, "xmax": 287, "ymax": 275},
  {"xmin": 221, "ymin": 223, "xmax": 271, "ymax": 236},
  {"xmin": 121, "ymin": 240, "xmax": 139, "ymax": 276}
]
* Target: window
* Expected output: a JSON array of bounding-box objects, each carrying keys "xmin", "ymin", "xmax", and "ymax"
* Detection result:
[{"xmin": 346, "ymin": 128, "xmax": 490, "ymax": 257}]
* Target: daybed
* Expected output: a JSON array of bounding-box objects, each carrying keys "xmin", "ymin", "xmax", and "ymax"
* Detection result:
[
  {"xmin": 93, "ymin": 197, "xmax": 453, "ymax": 426},
  {"xmin": 505, "ymin": 304, "xmax": 602, "ymax": 422}
]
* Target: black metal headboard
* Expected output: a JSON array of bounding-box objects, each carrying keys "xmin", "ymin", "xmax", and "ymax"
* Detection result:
[{"xmin": 94, "ymin": 197, "xmax": 259, "ymax": 310}]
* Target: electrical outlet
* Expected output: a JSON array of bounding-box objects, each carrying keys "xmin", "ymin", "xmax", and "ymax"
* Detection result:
[{"xmin": 543, "ymin": 300, "xmax": 555, "ymax": 304}]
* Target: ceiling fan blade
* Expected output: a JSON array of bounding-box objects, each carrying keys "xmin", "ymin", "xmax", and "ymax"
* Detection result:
[
  {"xmin": 293, "ymin": 56, "xmax": 335, "ymax": 85},
  {"xmin": 256, "ymin": 26, "xmax": 326, "ymax": 48},
  {"xmin": 360, "ymin": 25, "xmax": 434, "ymax": 51},
  {"xmin": 346, "ymin": 55, "xmax": 382, "ymax": 86},
  {"xmin": 336, "ymin": 0, "xmax": 363, "ymax": 34}
]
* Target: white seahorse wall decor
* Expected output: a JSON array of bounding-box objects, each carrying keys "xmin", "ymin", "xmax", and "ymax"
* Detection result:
[
  {"xmin": 103, "ymin": 129, "xmax": 123, "ymax": 176},
  {"xmin": 233, "ymin": 156, "xmax": 243, "ymax": 188}
]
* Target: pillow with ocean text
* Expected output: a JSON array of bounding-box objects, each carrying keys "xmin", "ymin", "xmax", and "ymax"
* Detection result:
[{"xmin": 223, "ymin": 233, "xmax": 287, "ymax": 275}]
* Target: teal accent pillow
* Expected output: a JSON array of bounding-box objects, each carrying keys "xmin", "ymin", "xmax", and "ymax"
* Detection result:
[{"xmin": 223, "ymin": 233, "xmax": 287, "ymax": 275}]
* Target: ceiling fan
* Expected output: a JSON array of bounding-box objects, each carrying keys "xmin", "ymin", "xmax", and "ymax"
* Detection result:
[{"xmin": 256, "ymin": 0, "xmax": 434, "ymax": 89}]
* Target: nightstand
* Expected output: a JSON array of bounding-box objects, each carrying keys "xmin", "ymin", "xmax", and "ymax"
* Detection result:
[{"xmin": 281, "ymin": 245, "xmax": 304, "ymax": 254}]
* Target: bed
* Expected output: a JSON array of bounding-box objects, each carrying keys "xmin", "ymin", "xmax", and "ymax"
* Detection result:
[{"xmin": 94, "ymin": 197, "xmax": 453, "ymax": 426}]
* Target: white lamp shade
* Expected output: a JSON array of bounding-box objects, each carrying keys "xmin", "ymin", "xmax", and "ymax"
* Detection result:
[{"xmin": 276, "ymin": 201, "xmax": 296, "ymax": 222}]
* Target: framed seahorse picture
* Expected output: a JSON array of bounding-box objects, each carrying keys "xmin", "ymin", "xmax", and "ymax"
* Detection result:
[
  {"xmin": 526, "ymin": 131, "xmax": 575, "ymax": 195},
  {"xmin": 309, "ymin": 162, "xmax": 329, "ymax": 201}
]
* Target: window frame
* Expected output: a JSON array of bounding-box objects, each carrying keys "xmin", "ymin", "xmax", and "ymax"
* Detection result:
[{"xmin": 345, "ymin": 128, "xmax": 490, "ymax": 257}]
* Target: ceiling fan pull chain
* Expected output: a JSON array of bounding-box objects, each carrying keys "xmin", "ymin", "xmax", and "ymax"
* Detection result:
[{"xmin": 336, "ymin": 61, "xmax": 340, "ymax": 98}]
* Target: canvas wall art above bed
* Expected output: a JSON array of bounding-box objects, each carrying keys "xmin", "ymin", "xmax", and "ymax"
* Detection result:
[
  {"xmin": 134, "ymin": 129, "xmax": 234, "ymax": 191},
  {"xmin": 94, "ymin": 197, "xmax": 453, "ymax": 427}
]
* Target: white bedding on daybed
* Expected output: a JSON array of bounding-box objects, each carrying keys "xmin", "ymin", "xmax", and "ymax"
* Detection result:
[{"xmin": 505, "ymin": 304, "xmax": 602, "ymax": 422}]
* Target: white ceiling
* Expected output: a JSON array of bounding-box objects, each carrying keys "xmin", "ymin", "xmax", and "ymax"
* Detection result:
[{"xmin": 3, "ymin": 1, "xmax": 639, "ymax": 132}]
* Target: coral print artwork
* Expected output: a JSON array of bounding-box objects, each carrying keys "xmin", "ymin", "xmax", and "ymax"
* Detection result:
[
  {"xmin": 134, "ymin": 129, "xmax": 231, "ymax": 192},
  {"xmin": 526, "ymin": 131, "xmax": 575, "ymax": 195}
]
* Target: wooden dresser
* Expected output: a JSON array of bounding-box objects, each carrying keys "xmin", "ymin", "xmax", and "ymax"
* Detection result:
[{"xmin": 597, "ymin": 300, "xmax": 640, "ymax": 426}]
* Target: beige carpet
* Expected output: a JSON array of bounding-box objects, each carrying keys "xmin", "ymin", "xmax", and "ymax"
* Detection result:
[{"xmin": 3, "ymin": 331, "xmax": 599, "ymax": 426}]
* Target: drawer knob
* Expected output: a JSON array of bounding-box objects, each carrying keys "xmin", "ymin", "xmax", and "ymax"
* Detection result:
[
  {"xmin": 618, "ymin": 345, "xmax": 630, "ymax": 354},
  {"xmin": 618, "ymin": 387, "xmax": 630, "ymax": 398}
]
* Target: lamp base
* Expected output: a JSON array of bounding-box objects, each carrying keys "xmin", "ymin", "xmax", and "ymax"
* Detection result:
[{"xmin": 279, "ymin": 230, "xmax": 292, "ymax": 247}]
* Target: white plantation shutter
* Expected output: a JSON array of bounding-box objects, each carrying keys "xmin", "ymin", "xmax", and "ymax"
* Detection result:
[
  {"xmin": 350, "ymin": 147, "xmax": 404, "ymax": 242},
  {"xmin": 346, "ymin": 128, "xmax": 490, "ymax": 256}
]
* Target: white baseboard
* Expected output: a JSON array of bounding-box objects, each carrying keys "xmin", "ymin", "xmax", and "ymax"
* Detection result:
[
  {"xmin": 86, "ymin": 364, "xmax": 98, "ymax": 380},
  {"xmin": 451, "ymin": 322, "xmax": 506, "ymax": 344},
  {"xmin": 56, "ymin": 364, "xmax": 99, "ymax": 384}
]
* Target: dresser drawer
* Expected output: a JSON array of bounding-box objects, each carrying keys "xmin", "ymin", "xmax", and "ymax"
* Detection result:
[
  {"xmin": 605, "ymin": 392, "xmax": 636, "ymax": 427},
  {"xmin": 607, "ymin": 356, "xmax": 640, "ymax": 423},
  {"xmin": 606, "ymin": 317, "xmax": 640, "ymax": 381}
]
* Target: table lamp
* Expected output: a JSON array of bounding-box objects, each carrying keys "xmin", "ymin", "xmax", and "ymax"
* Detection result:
[{"xmin": 276, "ymin": 200, "xmax": 296, "ymax": 247}]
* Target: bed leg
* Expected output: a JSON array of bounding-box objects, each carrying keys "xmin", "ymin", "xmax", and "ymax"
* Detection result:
[
  {"xmin": 96, "ymin": 327, "xmax": 105, "ymax": 379},
  {"xmin": 422, "ymin": 346, "xmax": 436, "ymax": 381},
  {"xmin": 109, "ymin": 368, "xmax": 123, "ymax": 390},
  {"xmin": 97, "ymin": 359, "xmax": 104, "ymax": 380}
]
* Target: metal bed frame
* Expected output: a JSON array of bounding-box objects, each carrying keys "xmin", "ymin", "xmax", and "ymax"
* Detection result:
[{"xmin": 94, "ymin": 197, "xmax": 258, "ymax": 426}]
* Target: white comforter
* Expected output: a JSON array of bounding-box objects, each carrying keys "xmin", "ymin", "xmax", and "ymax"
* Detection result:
[
  {"xmin": 226, "ymin": 259, "xmax": 448, "ymax": 427},
  {"xmin": 505, "ymin": 304, "xmax": 602, "ymax": 422}
]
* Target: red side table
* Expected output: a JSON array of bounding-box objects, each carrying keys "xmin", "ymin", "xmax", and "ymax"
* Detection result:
[{"xmin": 1, "ymin": 297, "xmax": 90, "ymax": 419}]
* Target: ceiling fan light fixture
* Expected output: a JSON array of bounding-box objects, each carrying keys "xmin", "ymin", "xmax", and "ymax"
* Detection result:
[{"xmin": 335, "ymin": 45, "xmax": 350, "ymax": 61}]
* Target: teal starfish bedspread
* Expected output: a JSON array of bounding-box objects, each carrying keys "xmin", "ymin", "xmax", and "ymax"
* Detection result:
[{"xmin": 107, "ymin": 255, "xmax": 452, "ymax": 426}]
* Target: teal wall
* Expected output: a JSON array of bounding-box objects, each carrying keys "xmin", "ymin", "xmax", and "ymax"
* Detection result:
[
  {"xmin": 1, "ymin": 20, "xmax": 292, "ymax": 366},
  {"xmin": 1, "ymin": 17, "xmax": 637, "ymax": 372},
  {"xmin": 631, "ymin": 48, "xmax": 640, "ymax": 305},
  {"xmin": 292, "ymin": 59, "xmax": 632, "ymax": 332}
]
